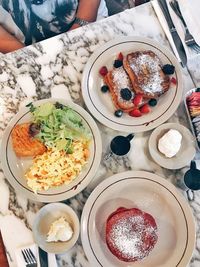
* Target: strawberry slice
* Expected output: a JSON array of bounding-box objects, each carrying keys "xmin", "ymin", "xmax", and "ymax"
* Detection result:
[
  {"xmin": 99, "ymin": 66, "xmax": 108, "ymax": 76},
  {"xmin": 140, "ymin": 104, "xmax": 151, "ymax": 114},
  {"xmin": 117, "ymin": 52, "xmax": 123, "ymax": 61},
  {"xmin": 129, "ymin": 108, "xmax": 142, "ymax": 117},
  {"xmin": 171, "ymin": 77, "xmax": 177, "ymax": 85},
  {"xmin": 133, "ymin": 94, "xmax": 143, "ymax": 106}
]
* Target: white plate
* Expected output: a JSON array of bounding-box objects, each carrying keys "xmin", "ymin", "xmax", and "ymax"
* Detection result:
[
  {"xmin": 0, "ymin": 98, "xmax": 102, "ymax": 202},
  {"xmin": 33, "ymin": 203, "xmax": 80, "ymax": 254},
  {"xmin": 82, "ymin": 36, "xmax": 183, "ymax": 132},
  {"xmin": 149, "ymin": 123, "xmax": 196, "ymax": 169},
  {"xmin": 81, "ymin": 171, "xmax": 195, "ymax": 267}
]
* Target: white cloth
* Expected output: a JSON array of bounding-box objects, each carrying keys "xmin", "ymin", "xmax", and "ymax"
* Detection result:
[
  {"xmin": 15, "ymin": 244, "xmax": 57, "ymax": 267},
  {"xmin": 152, "ymin": 0, "xmax": 200, "ymax": 62}
]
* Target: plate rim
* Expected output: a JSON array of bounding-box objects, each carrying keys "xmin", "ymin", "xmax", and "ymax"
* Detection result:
[
  {"xmin": 81, "ymin": 170, "xmax": 196, "ymax": 267},
  {"xmin": 81, "ymin": 36, "xmax": 183, "ymax": 133},
  {"xmin": 0, "ymin": 98, "xmax": 102, "ymax": 202}
]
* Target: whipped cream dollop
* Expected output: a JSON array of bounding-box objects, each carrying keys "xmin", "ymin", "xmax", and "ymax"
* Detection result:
[
  {"xmin": 158, "ymin": 129, "xmax": 182, "ymax": 158},
  {"xmin": 46, "ymin": 217, "xmax": 73, "ymax": 242}
]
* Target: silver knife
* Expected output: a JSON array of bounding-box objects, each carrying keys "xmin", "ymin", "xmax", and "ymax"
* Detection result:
[
  {"xmin": 158, "ymin": 0, "xmax": 187, "ymax": 67},
  {"xmin": 38, "ymin": 247, "xmax": 48, "ymax": 267}
]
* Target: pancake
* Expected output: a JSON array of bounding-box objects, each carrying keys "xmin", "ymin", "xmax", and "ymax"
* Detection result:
[{"xmin": 106, "ymin": 207, "xmax": 158, "ymax": 262}]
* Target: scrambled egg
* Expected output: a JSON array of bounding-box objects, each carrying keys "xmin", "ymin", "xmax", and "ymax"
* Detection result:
[{"xmin": 25, "ymin": 140, "xmax": 89, "ymax": 193}]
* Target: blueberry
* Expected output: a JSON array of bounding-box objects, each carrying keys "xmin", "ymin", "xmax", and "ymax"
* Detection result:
[
  {"xmin": 114, "ymin": 110, "xmax": 123, "ymax": 117},
  {"xmin": 162, "ymin": 64, "xmax": 175, "ymax": 75},
  {"xmin": 148, "ymin": 99, "xmax": 157, "ymax": 107},
  {"xmin": 196, "ymin": 88, "xmax": 200, "ymax": 92},
  {"xmin": 120, "ymin": 88, "xmax": 132, "ymax": 101},
  {"xmin": 101, "ymin": 85, "xmax": 109, "ymax": 93},
  {"xmin": 113, "ymin": 60, "xmax": 123, "ymax": 68}
]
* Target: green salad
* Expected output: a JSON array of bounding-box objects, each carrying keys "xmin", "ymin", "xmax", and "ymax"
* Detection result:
[{"xmin": 27, "ymin": 102, "xmax": 91, "ymax": 153}]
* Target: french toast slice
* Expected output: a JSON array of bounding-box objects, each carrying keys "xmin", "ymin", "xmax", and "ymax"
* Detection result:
[
  {"xmin": 123, "ymin": 51, "xmax": 170, "ymax": 99},
  {"xmin": 103, "ymin": 66, "xmax": 135, "ymax": 113}
]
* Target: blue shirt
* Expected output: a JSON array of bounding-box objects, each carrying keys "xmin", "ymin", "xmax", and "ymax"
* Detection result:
[{"xmin": 0, "ymin": 0, "xmax": 78, "ymax": 45}]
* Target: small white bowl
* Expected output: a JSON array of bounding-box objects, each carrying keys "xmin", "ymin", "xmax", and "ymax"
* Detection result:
[
  {"xmin": 149, "ymin": 123, "xmax": 196, "ymax": 169},
  {"xmin": 33, "ymin": 203, "xmax": 80, "ymax": 254}
]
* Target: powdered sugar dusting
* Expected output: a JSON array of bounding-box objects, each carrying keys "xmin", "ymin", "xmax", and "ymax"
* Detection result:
[
  {"xmin": 129, "ymin": 53, "xmax": 164, "ymax": 94},
  {"xmin": 106, "ymin": 208, "xmax": 158, "ymax": 262},
  {"xmin": 112, "ymin": 67, "xmax": 135, "ymax": 105}
]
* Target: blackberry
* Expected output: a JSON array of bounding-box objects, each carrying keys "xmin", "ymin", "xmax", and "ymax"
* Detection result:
[
  {"xmin": 101, "ymin": 85, "xmax": 109, "ymax": 93},
  {"xmin": 114, "ymin": 110, "xmax": 123, "ymax": 117},
  {"xmin": 113, "ymin": 59, "xmax": 123, "ymax": 68},
  {"xmin": 148, "ymin": 99, "xmax": 157, "ymax": 107},
  {"xmin": 162, "ymin": 64, "xmax": 175, "ymax": 75},
  {"xmin": 120, "ymin": 88, "xmax": 132, "ymax": 101}
]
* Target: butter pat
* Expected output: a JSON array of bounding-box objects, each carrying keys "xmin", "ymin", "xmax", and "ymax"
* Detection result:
[
  {"xmin": 158, "ymin": 129, "xmax": 182, "ymax": 158},
  {"xmin": 46, "ymin": 217, "xmax": 73, "ymax": 242}
]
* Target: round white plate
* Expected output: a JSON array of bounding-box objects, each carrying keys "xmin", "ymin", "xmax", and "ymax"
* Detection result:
[
  {"xmin": 0, "ymin": 98, "xmax": 102, "ymax": 202},
  {"xmin": 82, "ymin": 36, "xmax": 183, "ymax": 132},
  {"xmin": 149, "ymin": 123, "xmax": 196, "ymax": 169},
  {"xmin": 33, "ymin": 203, "xmax": 80, "ymax": 254},
  {"xmin": 81, "ymin": 171, "xmax": 195, "ymax": 267}
]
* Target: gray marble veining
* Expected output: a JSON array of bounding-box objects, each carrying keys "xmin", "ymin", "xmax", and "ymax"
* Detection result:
[{"xmin": 0, "ymin": 2, "xmax": 200, "ymax": 267}]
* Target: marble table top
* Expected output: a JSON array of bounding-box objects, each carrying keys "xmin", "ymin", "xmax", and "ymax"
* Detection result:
[{"xmin": 0, "ymin": 2, "xmax": 200, "ymax": 267}]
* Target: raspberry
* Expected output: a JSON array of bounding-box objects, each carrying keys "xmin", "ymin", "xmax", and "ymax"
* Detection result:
[
  {"xmin": 99, "ymin": 66, "xmax": 108, "ymax": 76},
  {"xmin": 129, "ymin": 109, "xmax": 142, "ymax": 117},
  {"xmin": 171, "ymin": 77, "xmax": 177, "ymax": 85},
  {"xmin": 120, "ymin": 88, "xmax": 132, "ymax": 101},
  {"xmin": 117, "ymin": 52, "xmax": 123, "ymax": 61},
  {"xmin": 140, "ymin": 104, "xmax": 151, "ymax": 114},
  {"xmin": 114, "ymin": 60, "xmax": 123, "ymax": 68},
  {"xmin": 133, "ymin": 94, "xmax": 143, "ymax": 106},
  {"xmin": 162, "ymin": 64, "xmax": 175, "ymax": 75}
]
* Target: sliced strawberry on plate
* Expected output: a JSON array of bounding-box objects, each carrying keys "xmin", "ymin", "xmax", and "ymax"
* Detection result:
[
  {"xmin": 117, "ymin": 52, "xmax": 123, "ymax": 61},
  {"xmin": 129, "ymin": 108, "xmax": 142, "ymax": 117},
  {"xmin": 171, "ymin": 77, "xmax": 177, "ymax": 85},
  {"xmin": 133, "ymin": 94, "xmax": 143, "ymax": 106},
  {"xmin": 140, "ymin": 104, "xmax": 151, "ymax": 114}
]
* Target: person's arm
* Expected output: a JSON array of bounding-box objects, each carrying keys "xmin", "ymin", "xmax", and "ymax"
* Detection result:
[
  {"xmin": 0, "ymin": 25, "xmax": 24, "ymax": 53},
  {"xmin": 70, "ymin": 0, "xmax": 101, "ymax": 30}
]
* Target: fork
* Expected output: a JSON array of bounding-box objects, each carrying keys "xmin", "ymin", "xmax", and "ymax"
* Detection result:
[
  {"xmin": 169, "ymin": 0, "xmax": 200, "ymax": 53},
  {"xmin": 21, "ymin": 248, "xmax": 37, "ymax": 267}
]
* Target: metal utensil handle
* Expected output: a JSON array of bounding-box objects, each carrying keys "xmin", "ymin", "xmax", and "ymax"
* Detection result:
[
  {"xmin": 158, "ymin": 0, "xmax": 175, "ymax": 30},
  {"xmin": 186, "ymin": 189, "xmax": 194, "ymax": 201},
  {"xmin": 170, "ymin": 0, "xmax": 187, "ymax": 28}
]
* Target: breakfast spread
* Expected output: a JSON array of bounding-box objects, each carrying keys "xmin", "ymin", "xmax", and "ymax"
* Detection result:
[
  {"xmin": 99, "ymin": 50, "xmax": 175, "ymax": 118},
  {"xmin": 106, "ymin": 207, "xmax": 158, "ymax": 262},
  {"xmin": 11, "ymin": 102, "xmax": 91, "ymax": 193},
  {"xmin": 46, "ymin": 217, "xmax": 73, "ymax": 242},
  {"xmin": 186, "ymin": 88, "xmax": 200, "ymax": 146},
  {"xmin": 158, "ymin": 129, "xmax": 182, "ymax": 158}
]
